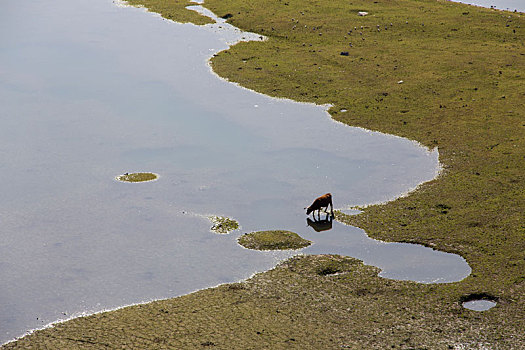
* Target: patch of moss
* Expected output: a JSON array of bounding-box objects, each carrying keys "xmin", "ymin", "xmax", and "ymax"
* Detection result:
[
  {"xmin": 209, "ymin": 216, "xmax": 239, "ymax": 234},
  {"xmin": 238, "ymin": 230, "xmax": 311, "ymax": 250},
  {"xmin": 116, "ymin": 172, "xmax": 158, "ymax": 182}
]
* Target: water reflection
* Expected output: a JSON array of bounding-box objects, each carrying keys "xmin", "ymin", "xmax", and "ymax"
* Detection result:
[{"xmin": 306, "ymin": 215, "xmax": 334, "ymax": 232}]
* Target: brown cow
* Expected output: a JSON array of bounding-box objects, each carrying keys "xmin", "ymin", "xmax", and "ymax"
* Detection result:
[{"xmin": 305, "ymin": 193, "xmax": 334, "ymax": 217}]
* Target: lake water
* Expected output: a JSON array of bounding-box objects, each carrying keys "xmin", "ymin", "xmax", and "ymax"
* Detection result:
[
  {"xmin": 0, "ymin": 0, "xmax": 483, "ymax": 343},
  {"xmin": 452, "ymin": 0, "xmax": 524, "ymax": 12}
]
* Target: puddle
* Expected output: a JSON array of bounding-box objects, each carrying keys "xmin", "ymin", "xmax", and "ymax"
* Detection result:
[
  {"xmin": 0, "ymin": 0, "xmax": 482, "ymax": 343},
  {"xmin": 462, "ymin": 300, "xmax": 497, "ymax": 311},
  {"xmin": 460, "ymin": 293, "xmax": 498, "ymax": 311}
]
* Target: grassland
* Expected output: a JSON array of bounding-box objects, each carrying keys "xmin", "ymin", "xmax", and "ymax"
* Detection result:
[{"xmin": 4, "ymin": 0, "xmax": 523, "ymax": 348}]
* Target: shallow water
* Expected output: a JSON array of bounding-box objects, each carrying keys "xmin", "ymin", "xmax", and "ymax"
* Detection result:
[
  {"xmin": 462, "ymin": 299, "xmax": 497, "ymax": 311},
  {"xmin": 0, "ymin": 0, "xmax": 474, "ymax": 343},
  {"xmin": 452, "ymin": 0, "xmax": 525, "ymax": 12}
]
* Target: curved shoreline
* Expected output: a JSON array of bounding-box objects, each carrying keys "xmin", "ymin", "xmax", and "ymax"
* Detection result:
[
  {"xmin": 203, "ymin": 0, "xmax": 523, "ymax": 270},
  {"xmin": 3, "ymin": 0, "xmax": 523, "ymax": 347},
  {"xmin": 110, "ymin": 0, "xmax": 467, "ymax": 284}
]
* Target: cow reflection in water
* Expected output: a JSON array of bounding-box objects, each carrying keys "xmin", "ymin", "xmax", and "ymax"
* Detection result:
[{"xmin": 307, "ymin": 214, "xmax": 333, "ymax": 232}]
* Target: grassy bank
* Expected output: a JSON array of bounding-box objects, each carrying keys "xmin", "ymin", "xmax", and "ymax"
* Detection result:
[{"xmin": 4, "ymin": 0, "xmax": 523, "ymax": 348}]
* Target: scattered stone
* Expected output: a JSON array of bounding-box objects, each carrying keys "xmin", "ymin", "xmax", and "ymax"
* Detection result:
[
  {"xmin": 221, "ymin": 13, "xmax": 233, "ymax": 19},
  {"xmin": 340, "ymin": 51, "xmax": 349, "ymax": 56},
  {"xmin": 358, "ymin": 11, "xmax": 368, "ymax": 16}
]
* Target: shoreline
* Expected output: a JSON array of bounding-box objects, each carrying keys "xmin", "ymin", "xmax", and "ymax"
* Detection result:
[
  {"xmin": 3, "ymin": 1, "xmax": 445, "ymax": 344},
  {"xmin": 2, "ymin": 0, "xmax": 444, "ymax": 343},
  {"xmin": 4, "ymin": 0, "xmax": 523, "ymax": 347}
]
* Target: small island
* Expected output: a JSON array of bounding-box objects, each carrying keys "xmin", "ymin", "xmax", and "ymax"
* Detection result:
[
  {"xmin": 115, "ymin": 172, "xmax": 158, "ymax": 183},
  {"xmin": 209, "ymin": 216, "xmax": 239, "ymax": 234},
  {"xmin": 238, "ymin": 230, "xmax": 311, "ymax": 251}
]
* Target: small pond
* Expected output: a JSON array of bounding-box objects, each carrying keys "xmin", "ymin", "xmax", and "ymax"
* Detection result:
[
  {"xmin": 4, "ymin": 0, "xmax": 515, "ymax": 343},
  {"xmin": 460, "ymin": 293, "xmax": 498, "ymax": 311},
  {"xmin": 462, "ymin": 300, "xmax": 497, "ymax": 311}
]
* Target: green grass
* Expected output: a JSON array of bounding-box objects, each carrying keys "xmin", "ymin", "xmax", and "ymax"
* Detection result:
[
  {"xmin": 238, "ymin": 230, "xmax": 311, "ymax": 250},
  {"xmin": 5, "ymin": 0, "xmax": 524, "ymax": 348}
]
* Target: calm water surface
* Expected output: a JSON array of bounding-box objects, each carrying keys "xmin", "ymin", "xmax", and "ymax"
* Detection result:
[
  {"xmin": 0, "ymin": 0, "xmax": 481, "ymax": 343},
  {"xmin": 452, "ymin": 0, "xmax": 524, "ymax": 12},
  {"xmin": 462, "ymin": 299, "xmax": 498, "ymax": 311}
]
